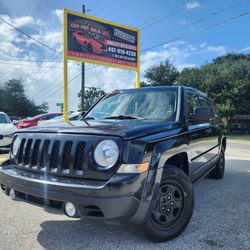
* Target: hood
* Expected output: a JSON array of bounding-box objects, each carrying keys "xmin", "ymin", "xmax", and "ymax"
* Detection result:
[
  {"xmin": 18, "ymin": 119, "xmax": 179, "ymax": 140},
  {"xmin": 0, "ymin": 123, "xmax": 17, "ymax": 135}
]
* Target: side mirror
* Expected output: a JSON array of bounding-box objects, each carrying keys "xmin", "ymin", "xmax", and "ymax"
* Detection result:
[
  {"xmin": 190, "ymin": 106, "xmax": 211, "ymax": 122},
  {"xmin": 0, "ymin": 135, "xmax": 3, "ymax": 140}
]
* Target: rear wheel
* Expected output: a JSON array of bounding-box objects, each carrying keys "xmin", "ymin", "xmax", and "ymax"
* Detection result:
[
  {"xmin": 142, "ymin": 165, "xmax": 194, "ymax": 242},
  {"xmin": 210, "ymin": 147, "xmax": 225, "ymax": 179}
]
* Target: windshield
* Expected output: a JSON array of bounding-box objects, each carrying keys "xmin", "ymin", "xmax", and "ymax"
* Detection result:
[
  {"xmin": 0, "ymin": 114, "xmax": 11, "ymax": 124},
  {"xmin": 86, "ymin": 89, "xmax": 178, "ymax": 121}
]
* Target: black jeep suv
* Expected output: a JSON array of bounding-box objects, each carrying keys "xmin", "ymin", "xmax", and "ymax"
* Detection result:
[{"xmin": 0, "ymin": 86, "xmax": 226, "ymax": 242}]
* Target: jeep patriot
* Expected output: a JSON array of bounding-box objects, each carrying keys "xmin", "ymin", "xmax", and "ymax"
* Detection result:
[{"xmin": 0, "ymin": 86, "xmax": 226, "ymax": 242}]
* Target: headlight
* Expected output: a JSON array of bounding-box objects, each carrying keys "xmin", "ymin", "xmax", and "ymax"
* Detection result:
[
  {"xmin": 11, "ymin": 136, "xmax": 21, "ymax": 156},
  {"xmin": 94, "ymin": 140, "xmax": 119, "ymax": 169}
]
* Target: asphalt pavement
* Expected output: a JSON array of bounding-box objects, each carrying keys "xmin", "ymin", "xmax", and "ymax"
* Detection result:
[{"xmin": 0, "ymin": 140, "xmax": 249, "ymax": 250}]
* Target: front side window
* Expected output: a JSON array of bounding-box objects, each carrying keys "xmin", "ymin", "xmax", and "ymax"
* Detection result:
[{"xmin": 86, "ymin": 90, "xmax": 178, "ymax": 121}]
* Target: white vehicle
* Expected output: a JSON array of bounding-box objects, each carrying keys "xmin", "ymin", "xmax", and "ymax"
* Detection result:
[{"xmin": 0, "ymin": 112, "xmax": 17, "ymax": 149}]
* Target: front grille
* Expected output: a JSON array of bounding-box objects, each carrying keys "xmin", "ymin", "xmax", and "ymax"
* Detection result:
[{"xmin": 15, "ymin": 136, "xmax": 87, "ymax": 178}]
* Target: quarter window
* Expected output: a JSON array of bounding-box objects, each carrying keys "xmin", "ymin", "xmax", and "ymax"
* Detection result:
[
  {"xmin": 185, "ymin": 93, "xmax": 200, "ymax": 119},
  {"xmin": 198, "ymin": 96, "xmax": 209, "ymax": 107},
  {"xmin": 198, "ymin": 95, "xmax": 215, "ymax": 118}
]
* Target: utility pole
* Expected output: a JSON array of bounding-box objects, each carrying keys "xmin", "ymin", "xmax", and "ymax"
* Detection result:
[{"xmin": 81, "ymin": 4, "xmax": 85, "ymax": 111}]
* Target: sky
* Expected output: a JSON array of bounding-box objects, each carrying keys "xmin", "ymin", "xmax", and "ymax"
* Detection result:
[{"xmin": 0, "ymin": 0, "xmax": 250, "ymax": 112}]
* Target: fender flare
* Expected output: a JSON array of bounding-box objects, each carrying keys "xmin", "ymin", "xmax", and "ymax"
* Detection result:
[{"xmin": 143, "ymin": 138, "xmax": 189, "ymax": 202}]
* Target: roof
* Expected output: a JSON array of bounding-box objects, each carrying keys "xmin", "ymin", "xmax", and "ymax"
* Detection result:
[{"xmin": 112, "ymin": 86, "xmax": 207, "ymax": 96}]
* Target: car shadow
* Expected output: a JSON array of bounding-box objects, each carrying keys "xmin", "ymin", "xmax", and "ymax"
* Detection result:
[{"xmin": 37, "ymin": 219, "xmax": 149, "ymax": 250}]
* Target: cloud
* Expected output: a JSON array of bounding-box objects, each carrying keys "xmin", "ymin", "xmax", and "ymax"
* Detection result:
[
  {"xmin": 31, "ymin": 30, "xmax": 62, "ymax": 48},
  {"xmin": 14, "ymin": 16, "xmax": 45, "ymax": 27},
  {"xmin": 239, "ymin": 46, "xmax": 250, "ymax": 52},
  {"xmin": 179, "ymin": 20, "xmax": 188, "ymax": 25},
  {"xmin": 185, "ymin": 1, "xmax": 201, "ymax": 10},
  {"xmin": 141, "ymin": 41, "xmax": 195, "ymax": 73},
  {"xmin": 205, "ymin": 46, "xmax": 227, "ymax": 54},
  {"xmin": 0, "ymin": 13, "xmax": 64, "ymax": 111},
  {"xmin": 199, "ymin": 42, "xmax": 207, "ymax": 48},
  {"xmin": 140, "ymin": 41, "xmax": 228, "ymax": 77},
  {"xmin": 0, "ymin": 10, "xmax": 230, "ymax": 113},
  {"xmin": 53, "ymin": 9, "xmax": 63, "ymax": 23}
]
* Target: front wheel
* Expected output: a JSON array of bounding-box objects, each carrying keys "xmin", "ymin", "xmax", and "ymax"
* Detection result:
[{"xmin": 142, "ymin": 165, "xmax": 194, "ymax": 242}]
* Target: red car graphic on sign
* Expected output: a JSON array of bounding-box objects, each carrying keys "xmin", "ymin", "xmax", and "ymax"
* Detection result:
[{"xmin": 72, "ymin": 31, "xmax": 107, "ymax": 54}]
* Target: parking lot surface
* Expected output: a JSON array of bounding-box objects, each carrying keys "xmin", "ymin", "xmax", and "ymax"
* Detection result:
[{"xmin": 0, "ymin": 140, "xmax": 249, "ymax": 250}]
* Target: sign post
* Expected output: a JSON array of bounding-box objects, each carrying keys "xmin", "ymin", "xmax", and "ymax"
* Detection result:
[{"xmin": 63, "ymin": 9, "xmax": 140, "ymax": 122}]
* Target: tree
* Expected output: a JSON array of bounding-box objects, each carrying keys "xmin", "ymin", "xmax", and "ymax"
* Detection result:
[
  {"xmin": 144, "ymin": 59, "xmax": 179, "ymax": 86},
  {"xmin": 177, "ymin": 53, "xmax": 250, "ymax": 123},
  {"xmin": 0, "ymin": 79, "xmax": 48, "ymax": 117},
  {"xmin": 78, "ymin": 87, "xmax": 106, "ymax": 111}
]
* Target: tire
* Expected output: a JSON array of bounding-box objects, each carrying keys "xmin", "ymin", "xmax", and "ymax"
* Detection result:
[
  {"xmin": 210, "ymin": 147, "xmax": 225, "ymax": 179},
  {"xmin": 142, "ymin": 165, "xmax": 194, "ymax": 242}
]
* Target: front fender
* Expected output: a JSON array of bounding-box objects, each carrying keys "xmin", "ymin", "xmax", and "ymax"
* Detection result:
[{"xmin": 143, "ymin": 137, "xmax": 189, "ymax": 202}]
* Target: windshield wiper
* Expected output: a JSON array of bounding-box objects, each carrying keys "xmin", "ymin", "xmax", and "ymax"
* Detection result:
[
  {"xmin": 80, "ymin": 116, "xmax": 95, "ymax": 126},
  {"xmin": 81, "ymin": 116, "xmax": 95, "ymax": 120},
  {"xmin": 104, "ymin": 115, "xmax": 142, "ymax": 120}
]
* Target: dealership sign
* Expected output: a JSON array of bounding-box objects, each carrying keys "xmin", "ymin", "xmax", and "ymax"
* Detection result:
[
  {"xmin": 62, "ymin": 9, "xmax": 140, "ymax": 122},
  {"xmin": 64, "ymin": 9, "xmax": 140, "ymax": 71}
]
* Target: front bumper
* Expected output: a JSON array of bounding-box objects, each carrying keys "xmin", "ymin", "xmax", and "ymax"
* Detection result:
[{"xmin": 0, "ymin": 165, "xmax": 152, "ymax": 224}]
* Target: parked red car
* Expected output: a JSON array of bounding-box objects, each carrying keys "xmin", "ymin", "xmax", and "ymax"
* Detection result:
[
  {"xmin": 17, "ymin": 113, "xmax": 62, "ymax": 129},
  {"xmin": 72, "ymin": 31, "xmax": 107, "ymax": 54}
]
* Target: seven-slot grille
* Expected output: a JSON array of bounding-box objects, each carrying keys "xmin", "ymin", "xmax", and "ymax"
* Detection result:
[{"xmin": 15, "ymin": 136, "xmax": 86, "ymax": 177}]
